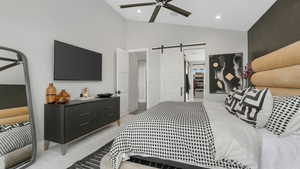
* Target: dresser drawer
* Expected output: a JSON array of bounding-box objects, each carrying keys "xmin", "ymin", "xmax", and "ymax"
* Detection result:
[{"xmin": 65, "ymin": 104, "xmax": 93, "ymax": 142}]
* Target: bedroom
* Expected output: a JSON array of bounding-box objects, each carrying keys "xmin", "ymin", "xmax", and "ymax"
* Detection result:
[{"xmin": 0, "ymin": 0, "xmax": 299, "ymax": 169}]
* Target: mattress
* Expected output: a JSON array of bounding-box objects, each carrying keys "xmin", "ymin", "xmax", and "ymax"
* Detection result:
[{"xmin": 259, "ymin": 129, "xmax": 300, "ymax": 169}]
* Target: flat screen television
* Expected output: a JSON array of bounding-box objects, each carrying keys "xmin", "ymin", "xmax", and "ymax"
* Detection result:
[{"xmin": 54, "ymin": 40, "xmax": 102, "ymax": 81}]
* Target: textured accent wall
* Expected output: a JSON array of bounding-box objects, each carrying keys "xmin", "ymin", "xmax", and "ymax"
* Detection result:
[{"xmin": 248, "ymin": 0, "xmax": 300, "ymax": 61}]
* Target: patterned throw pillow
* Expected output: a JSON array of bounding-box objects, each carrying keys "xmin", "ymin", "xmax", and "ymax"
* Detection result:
[
  {"xmin": 225, "ymin": 89, "xmax": 246, "ymax": 115},
  {"xmin": 265, "ymin": 96, "xmax": 300, "ymax": 136},
  {"xmin": 237, "ymin": 88, "xmax": 273, "ymax": 128},
  {"xmin": 225, "ymin": 92, "xmax": 235, "ymax": 115},
  {"xmin": 0, "ymin": 122, "xmax": 30, "ymax": 133}
]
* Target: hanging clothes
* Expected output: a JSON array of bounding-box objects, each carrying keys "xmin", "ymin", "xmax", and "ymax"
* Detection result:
[{"xmin": 185, "ymin": 74, "xmax": 190, "ymax": 94}]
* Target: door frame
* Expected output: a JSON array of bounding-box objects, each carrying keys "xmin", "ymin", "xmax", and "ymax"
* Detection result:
[
  {"xmin": 183, "ymin": 47, "xmax": 207, "ymax": 101},
  {"xmin": 115, "ymin": 48, "xmax": 130, "ymax": 116},
  {"xmin": 128, "ymin": 48, "xmax": 150, "ymax": 109}
]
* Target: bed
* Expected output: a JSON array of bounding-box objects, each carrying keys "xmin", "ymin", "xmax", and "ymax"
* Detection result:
[
  {"xmin": 105, "ymin": 41, "xmax": 300, "ymax": 169},
  {"xmin": 0, "ymin": 107, "xmax": 33, "ymax": 169},
  {"xmin": 0, "ymin": 85, "xmax": 33, "ymax": 169}
]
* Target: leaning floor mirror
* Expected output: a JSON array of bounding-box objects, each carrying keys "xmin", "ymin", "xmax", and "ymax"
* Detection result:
[{"xmin": 0, "ymin": 47, "xmax": 36, "ymax": 169}]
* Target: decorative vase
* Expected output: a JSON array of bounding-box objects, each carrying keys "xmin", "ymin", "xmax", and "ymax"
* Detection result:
[
  {"xmin": 46, "ymin": 83, "xmax": 57, "ymax": 104},
  {"xmin": 56, "ymin": 89, "xmax": 71, "ymax": 104}
]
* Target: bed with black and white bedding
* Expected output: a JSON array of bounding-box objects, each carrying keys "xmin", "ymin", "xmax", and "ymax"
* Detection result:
[
  {"xmin": 111, "ymin": 101, "xmax": 261, "ymax": 169},
  {"xmin": 0, "ymin": 122, "xmax": 32, "ymax": 168}
]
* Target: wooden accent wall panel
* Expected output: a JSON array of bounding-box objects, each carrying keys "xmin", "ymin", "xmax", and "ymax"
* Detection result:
[
  {"xmin": 257, "ymin": 87, "xmax": 300, "ymax": 96},
  {"xmin": 252, "ymin": 41, "xmax": 300, "ymax": 72},
  {"xmin": 0, "ymin": 107, "xmax": 28, "ymax": 118},
  {"xmin": 0, "ymin": 115, "xmax": 29, "ymax": 125},
  {"xmin": 251, "ymin": 65, "xmax": 300, "ymax": 88}
]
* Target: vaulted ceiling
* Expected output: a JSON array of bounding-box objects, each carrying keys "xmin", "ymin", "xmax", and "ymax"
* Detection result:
[{"xmin": 104, "ymin": 0, "xmax": 277, "ymax": 31}]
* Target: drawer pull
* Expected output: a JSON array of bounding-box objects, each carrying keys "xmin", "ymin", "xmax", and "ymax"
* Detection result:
[
  {"xmin": 80, "ymin": 122, "xmax": 89, "ymax": 127},
  {"xmin": 80, "ymin": 112, "xmax": 90, "ymax": 117}
]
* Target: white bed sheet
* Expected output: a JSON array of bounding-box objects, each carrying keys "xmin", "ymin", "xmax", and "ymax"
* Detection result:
[
  {"xmin": 259, "ymin": 129, "xmax": 300, "ymax": 169},
  {"xmin": 204, "ymin": 100, "xmax": 300, "ymax": 169},
  {"xmin": 204, "ymin": 101, "xmax": 262, "ymax": 169}
]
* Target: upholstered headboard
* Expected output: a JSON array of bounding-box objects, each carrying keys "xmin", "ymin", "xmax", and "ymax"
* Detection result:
[
  {"xmin": 0, "ymin": 85, "xmax": 29, "ymax": 125},
  {"xmin": 251, "ymin": 41, "xmax": 300, "ymax": 96}
]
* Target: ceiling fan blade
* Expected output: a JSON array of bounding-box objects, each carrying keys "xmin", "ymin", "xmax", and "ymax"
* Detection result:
[
  {"xmin": 120, "ymin": 2, "xmax": 156, "ymax": 8},
  {"xmin": 149, "ymin": 5, "xmax": 161, "ymax": 23},
  {"xmin": 163, "ymin": 3, "xmax": 191, "ymax": 17}
]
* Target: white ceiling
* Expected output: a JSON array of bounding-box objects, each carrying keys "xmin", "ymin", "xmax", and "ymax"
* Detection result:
[{"xmin": 104, "ymin": 0, "xmax": 277, "ymax": 31}]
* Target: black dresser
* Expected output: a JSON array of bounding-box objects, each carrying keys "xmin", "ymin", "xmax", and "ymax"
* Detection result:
[{"xmin": 44, "ymin": 97, "xmax": 120, "ymax": 155}]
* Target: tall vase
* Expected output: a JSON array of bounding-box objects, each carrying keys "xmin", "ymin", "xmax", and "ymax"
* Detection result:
[{"xmin": 46, "ymin": 83, "xmax": 57, "ymax": 104}]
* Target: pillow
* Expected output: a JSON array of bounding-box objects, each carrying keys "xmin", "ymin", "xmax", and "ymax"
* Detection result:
[
  {"xmin": 0, "ymin": 122, "xmax": 30, "ymax": 133},
  {"xmin": 265, "ymin": 96, "xmax": 300, "ymax": 136},
  {"xmin": 225, "ymin": 91, "xmax": 235, "ymax": 115},
  {"xmin": 225, "ymin": 89, "xmax": 246, "ymax": 115},
  {"xmin": 236, "ymin": 88, "xmax": 273, "ymax": 128}
]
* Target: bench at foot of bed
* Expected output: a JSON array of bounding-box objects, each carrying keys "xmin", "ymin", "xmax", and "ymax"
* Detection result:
[
  {"xmin": 101, "ymin": 154, "xmax": 156, "ymax": 169},
  {"xmin": 100, "ymin": 153, "xmax": 225, "ymax": 169}
]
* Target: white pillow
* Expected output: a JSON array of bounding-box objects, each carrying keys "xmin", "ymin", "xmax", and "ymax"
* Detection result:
[{"xmin": 258, "ymin": 88, "xmax": 273, "ymax": 128}]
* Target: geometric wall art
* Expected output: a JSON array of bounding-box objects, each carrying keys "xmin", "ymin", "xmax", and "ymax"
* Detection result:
[{"xmin": 209, "ymin": 53, "xmax": 243, "ymax": 94}]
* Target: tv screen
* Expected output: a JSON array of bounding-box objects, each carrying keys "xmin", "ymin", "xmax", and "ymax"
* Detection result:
[{"xmin": 54, "ymin": 40, "xmax": 102, "ymax": 81}]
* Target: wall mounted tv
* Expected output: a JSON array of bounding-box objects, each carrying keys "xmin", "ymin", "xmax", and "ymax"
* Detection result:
[{"xmin": 54, "ymin": 40, "xmax": 102, "ymax": 81}]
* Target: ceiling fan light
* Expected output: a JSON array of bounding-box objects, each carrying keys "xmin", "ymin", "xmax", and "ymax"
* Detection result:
[{"xmin": 216, "ymin": 15, "xmax": 222, "ymax": 20}]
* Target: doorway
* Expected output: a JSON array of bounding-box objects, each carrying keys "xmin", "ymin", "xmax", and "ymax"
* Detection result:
[
  {"xmin": 116, "ymin": 48, "xmax": 148, "ymax": 116},
  {"xmin": 184, "ymin": 48, "xmax": 206, "ymax": 102},
  {"xmin": 128, "ymin": 50, "xmax": 148, "ymax": 114}
]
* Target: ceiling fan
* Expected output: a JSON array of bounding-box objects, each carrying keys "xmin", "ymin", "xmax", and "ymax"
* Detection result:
[{"xmin": 120, "ymin": 0, "xmax": 192, "ymax": 23}]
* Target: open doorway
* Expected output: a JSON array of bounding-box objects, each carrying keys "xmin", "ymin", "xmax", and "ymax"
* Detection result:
[
  {"xmin": 128, "ymin": 49, "xmax": 148, "ymax": 114},
  {"xmin": 184, "ymin": 48, "xmax": 206, "ymax": 102}
]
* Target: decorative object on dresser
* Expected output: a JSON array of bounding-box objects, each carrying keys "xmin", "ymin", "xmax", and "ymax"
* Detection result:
[
  {"xmin": 56, "ymin": 89, "xmax": 71, "ymax": 104},
  {"xmin": 97, "ymin": 93, "xmax": 114, "ymax": 98},
  {"xmin": 44, "ymin": 97, "xmax": 120, "ymax": 155},
  {"xmin": 81, "ymin": 88, "xmax": 89, "ymax": 98},
  {"xmin": 46, "ymin": 83, "xmax": 57, "ymax": 104},
  {"xmin": 46, "ymin": 83, "xmax": 71, "ymax": 104}
]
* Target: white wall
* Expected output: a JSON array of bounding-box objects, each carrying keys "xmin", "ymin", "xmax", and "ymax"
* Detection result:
[
  {"xmin": 138, "ymin": 61, "xmax": 146, "ymax": 102},
  {"xmin": 0, "ymin": 51, "xmax": 25, "ymax": 84},
  {"xmin": 128, "ymin": 52, "xmax": 138, "ymax": 113},
  {"xmin": 126, "ymin": 21, "xmax": 248, "ymax": 103},
  {"xmin": 0, "ymin": 0, "xmax": 126, "ymax": 152}
]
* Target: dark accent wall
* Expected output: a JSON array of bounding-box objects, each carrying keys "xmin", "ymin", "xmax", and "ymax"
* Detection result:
[{"xmin": 248, "ymin": 0, "xmax": 300, "ymax": 62}]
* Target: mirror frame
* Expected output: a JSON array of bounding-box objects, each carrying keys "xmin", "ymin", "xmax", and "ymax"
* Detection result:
[{"xmin": 0, "ymin": 46, "xmax": 37, "ymax": 169}]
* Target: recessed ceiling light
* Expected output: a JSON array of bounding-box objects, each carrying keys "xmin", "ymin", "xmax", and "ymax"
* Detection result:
[
  {"xmin": 137, "ymin": 9, "xmax": 142, "ymax": 13},
  {"xmin": 215, "ymin": 15, "xmax": 222, "ymax": 20}
]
